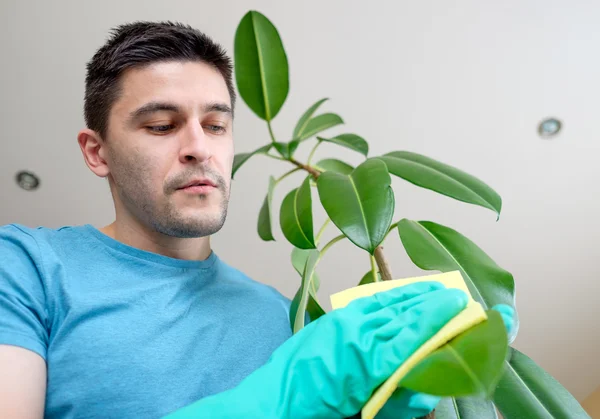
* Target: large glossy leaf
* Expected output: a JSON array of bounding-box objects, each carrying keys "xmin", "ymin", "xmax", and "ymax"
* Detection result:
[
  {"xmin": 289, "ymin": 247, "xmax": 326, "ymax": 329},
  {"xmin": 435, "ymin": 397, "xmax": 498, "ymax": 419},
  {"xmin": 257, "ymin": 176, "xmax": 276, "ymax": 241},
  {"xmin": 234, "ymin": 11, "xmax": 288, "ymax": 120},
  {"xmin": 292, "ymin": 249, "xmax": 320, "ymax": 333},
  {"xmin": 317, "ymin": 133, "xmax": 369, "ymax": 156},
  {"xmin": 378, "ymin": 151, "xmax": 502, "ymax": 218},
  {"xmin": 397, "ymin": 219, "xmax": 518, "ymax": 343},
  {"xmin": 493, "ymin": 348, "xmax": 590, "ymax": 418},
  {"xmin": 296, "ymin": 113, "xmax": 344, "ymax": 142},
  {"xmin": 401, "ymin": 310, "xmax": 508, "ymax": 397},
  {"xmin": 317, "ymin": 159, "xmax": 394, "ymax": 254},
  {"xmin": 280, "ymin": 177, "xmax": 315, "ymax": 249},
  {"xmin": 315, "ymin": 158, "xmax": 354, "ymax": 175},
  {"xmin": 232, "ymin": 144, "xmax": 272, "ymax": 178},
  {"xmin": 293, "ymin": 98, "xmax": 329, "ymax": 140}
]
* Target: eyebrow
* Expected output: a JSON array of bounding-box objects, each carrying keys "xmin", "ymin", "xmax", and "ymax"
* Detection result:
[
  {"xmin": 204, "ymin": 102, "xmax": 233, "ymax": 116},
  {"xmin": 128, "ymin": 101, "xmax": 233, "ymax": 124},
  {"xmin": 128, "ymin": 102, "xmax": 180, "ymax": 124}
]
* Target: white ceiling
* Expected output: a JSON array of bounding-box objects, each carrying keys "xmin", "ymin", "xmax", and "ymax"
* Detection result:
[{"xmin": 2, "ymin": 0, "xmax": 599, "ymax": 402}]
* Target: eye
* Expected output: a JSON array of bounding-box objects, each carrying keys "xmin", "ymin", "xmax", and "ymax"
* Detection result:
[
  {"xmin": 146, "ymin": 125, "xmax": 175, "ymax": 134},
  {"xmin": 205, "ymin": 125, "xmax": 226, "ymax": 134}
]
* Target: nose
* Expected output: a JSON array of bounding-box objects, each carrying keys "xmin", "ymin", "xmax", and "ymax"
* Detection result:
[{"xmin": 179, "ymin": 120, "xmax": 212, "ymax": 164}]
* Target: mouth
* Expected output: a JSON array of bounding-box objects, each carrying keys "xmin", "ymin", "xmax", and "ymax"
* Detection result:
[{"xmin": 177, "ymin": 179, "xmax": 217, "ymax": 194}]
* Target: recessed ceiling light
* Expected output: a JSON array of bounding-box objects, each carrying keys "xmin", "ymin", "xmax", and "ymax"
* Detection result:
[
  {"xmin": 15, "ymin": 171, "xmax": 40, "ymax": 191},
  {"xmin": 538, "ymin": 118, "xmax": 562, "ymax": 138}
]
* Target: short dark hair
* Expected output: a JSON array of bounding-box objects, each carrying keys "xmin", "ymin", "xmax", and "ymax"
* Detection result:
[{"xmin": 84, "ymin": 21, "xmax": 236, "ymax": 139}]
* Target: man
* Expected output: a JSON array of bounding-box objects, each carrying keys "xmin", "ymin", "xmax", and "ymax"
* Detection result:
[{"xmin": 0, "ymin": 22, "xmax": 514, "ymax": 418}]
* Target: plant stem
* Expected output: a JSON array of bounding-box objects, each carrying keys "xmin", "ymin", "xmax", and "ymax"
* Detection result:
[
  {"xmin": 266, "ymin": 153, "xmax": 287, "ymax": 162},
  {"xmin": 370, "ymin": 255, "xmax": 378, "ymax": 283},
  {"xmin": 385, "ymin": 221, "xmax": 399, "ymax": 239},
  {"xmin": 373, "ymin": 246, "xmax": 393, "ymax": 281},
  {"xmin": 320, "ymin": 234, "xmax": 345, "ymax": 257},
  {"xmin": 267, "ymin": 121, "xmax": 277, "ymax": 144},
  {"xmin": 290, "ymin": 157, "xmax": 321, "ymax": 179},
  {"xmin": 276, "ymin": 167, "xmax": 301, "ymax": 184},
  {"xmin": 315, "ymin": 219, "xmax": 331, "ymax": 246},
  {"xmin": 307, "ymin": 140, "xmax": 322, "ymax": 165}
]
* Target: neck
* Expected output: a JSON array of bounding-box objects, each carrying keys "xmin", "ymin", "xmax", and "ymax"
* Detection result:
[{"xmin": 99, "ymin": 218, "xmax": 213, "ymax": 261}]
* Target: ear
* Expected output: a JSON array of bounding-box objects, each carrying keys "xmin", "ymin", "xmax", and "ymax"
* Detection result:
[{"xmin": 78, "ymin": 129, "xmax": 110, "ymax": 178}]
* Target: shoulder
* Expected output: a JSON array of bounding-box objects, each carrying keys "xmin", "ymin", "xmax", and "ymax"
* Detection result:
[
  {"xmin": 0, "ymin": 223, "xmax": 45, "ymax": 255},
  {"xmin": 1, "ymin": 223, "xmax": 85, "ymax": 245},
  {"xmin": 216, "ymin": 257, "xmax": 292, "ymax": 306},
  {"xmin": 1, "ymin": 223, "xmax": 93, "ymax": 251},
  {"xmin": 0, "ymin": 223, "xmax": 91, "ymax": 273}
]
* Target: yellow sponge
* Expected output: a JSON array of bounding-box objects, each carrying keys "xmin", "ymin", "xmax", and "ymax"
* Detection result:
[{"xmin": 329, "ymin": 270, "xmax": 487, "ymax": 419}]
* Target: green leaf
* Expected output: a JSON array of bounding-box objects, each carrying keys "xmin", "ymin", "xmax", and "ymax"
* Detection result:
[
  {"xmin": 401, "ymin": 310, "xmax": 508, "ymax": 397},
  {"xmin": 289, "ymin": 248, "xmax": 326, "ymax": 329},
  {"xmin": 316, "ymin": 158, "xmax": 354, "ymax": 175},
  {"xmin": 293, "ymin": 98, "xmax": 329, "ymax": 140},
  {"xmin": 273, "ymin": 141, "xmax": 300, "ymax": 159},
  {"xmin": 272, "ymin": 142, "xmax": 287, "ymax": 157},
  {"xmin": 291, "ymin": 247, "xmax": 321, "ymax": 291},
  {"xmin": 296, "ymin": 113, "xmax": 344, "ymax": 142},
  {"xmin": 397, "ymin": 219, "xmax": 518, "ymax": 343},
  {"xmin": 288, "ymin": 139, "xmax": 300, "ymax": 157},
  {"xmin": 493, "ymin": 348, "xmax": 591, "ymax": 419},
  {"xmin": 317, "ymin": 133, "xmax": 369, "ymax": 156},
  {"xmin": 289, "ymin": 286, "xmax": 326, "ymax": 331},
  {"xmin": 257, "ymin": 176, "xmax": 276, "ymax": 241},
  {"xmin": 292, "ymin": 249, "xmax": 320, "ymax": 333},
  {"xmin": 234, "ymin": 11, "xmax": 289, "ymax": 120},
  {"xmin": 317, "ymin": 159, "xmax": 394, "ymax": 254},
  {"xmin": 280, "ymin": 177, "xmax": 315, "ymax": 249},
  {"xmin": 358, "ymin": 270, "xmax": 381, "ymax": 285},
  {"xmin": 232, "ymin": 144, "xmax": 272, "ymax": 178},
  {"xmin": 378, "ymin": 151, "xmax": 502, "ymax": 218},
  {"xmin": 435, "ymin": 397, "xmax": 498, "ymax": 419}
]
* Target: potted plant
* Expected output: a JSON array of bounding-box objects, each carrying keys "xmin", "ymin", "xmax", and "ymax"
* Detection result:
[{"xmin": 231, "ymin": 10, "xmax": 590, "ymax": 419}]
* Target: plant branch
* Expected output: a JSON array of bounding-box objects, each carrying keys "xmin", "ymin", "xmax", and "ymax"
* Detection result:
[
  {"xmin": 307, "ymin": 140, "xmax": 322, "ymax": 165},
  {"xmin": 289, "ymin": 157, "xmax": 322, "ymax": 179},
  {"xmin": 373, "ymin": 245, "xmax": 393, "ymax": 281}
]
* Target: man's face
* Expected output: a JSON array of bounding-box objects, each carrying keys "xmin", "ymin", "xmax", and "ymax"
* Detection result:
[{"xmin": 104, "ymin": 61, "xmax": 234, "ymax": 238}]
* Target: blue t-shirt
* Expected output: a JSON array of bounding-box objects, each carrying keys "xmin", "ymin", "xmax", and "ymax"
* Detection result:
[{"xmin": 0, "ymin": 224, "xmax": 294, "ymax": 418}]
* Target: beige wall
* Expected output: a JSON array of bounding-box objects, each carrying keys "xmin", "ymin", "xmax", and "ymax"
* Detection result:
[{"xmin": 584, "ymin": 386, "xmax": 600, "ymax": 418}]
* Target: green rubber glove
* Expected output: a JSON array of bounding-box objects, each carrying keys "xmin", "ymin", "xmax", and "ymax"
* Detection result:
[{"xmin": 163, "ymin": 281, "xmax": 468, "ymax": 419}]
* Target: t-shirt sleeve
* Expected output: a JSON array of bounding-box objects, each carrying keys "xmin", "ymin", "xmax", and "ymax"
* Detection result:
[{"xmin": 0, "ymin": 225, "xmax": 49, "ymax": 360}]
